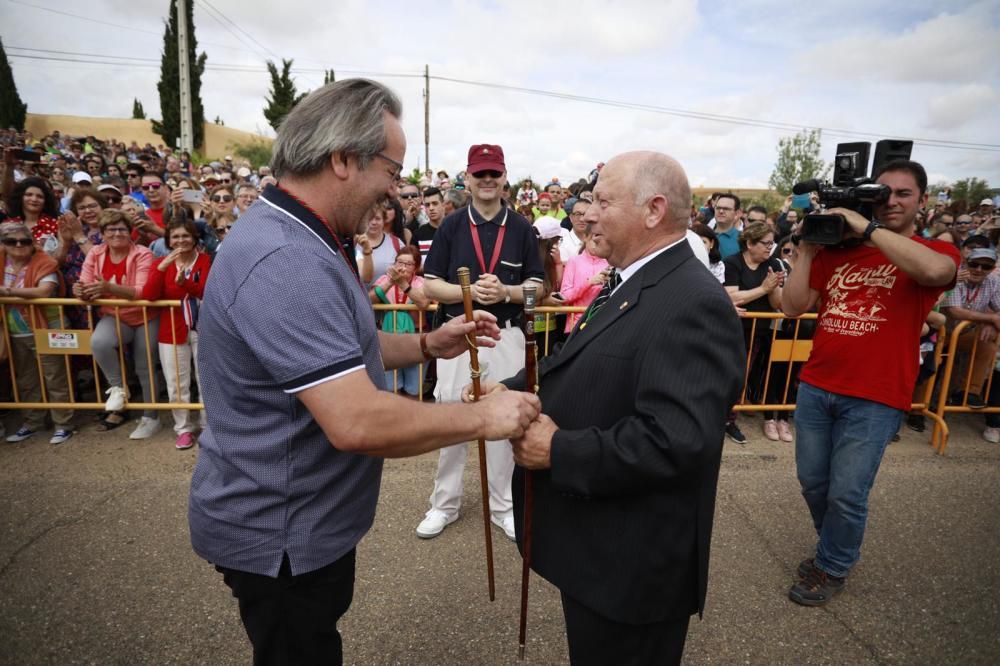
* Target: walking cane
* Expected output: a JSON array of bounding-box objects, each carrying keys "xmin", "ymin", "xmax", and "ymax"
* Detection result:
[
  {"xmin": 518, "ymin": 284, "xmax": 538, "ymax": 659},
  {"xmin": 457, "ymin": 267, "xmax": 496, "ymax": 602}
]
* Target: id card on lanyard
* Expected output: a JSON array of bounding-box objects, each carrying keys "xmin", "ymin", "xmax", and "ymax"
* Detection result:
[{"xmin": 468, "ymin": 206, "xmax": 508, "ymax": 276}]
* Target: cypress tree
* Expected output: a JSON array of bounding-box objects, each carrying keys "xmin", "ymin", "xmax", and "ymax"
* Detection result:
[
  {"xmin": 132, "ymin": 98, "xmax": 146, "ymax": 119},
  {"xmin": 0, "ymin": 38, "xmax": 28, "ymax": 131},
  {"xmin": 151, "ymin": 0, "xmax": 207, "ymax": 149},
  {"xmin": 263, "ymin": 59, "xmax": 306, "ymax": 131}
]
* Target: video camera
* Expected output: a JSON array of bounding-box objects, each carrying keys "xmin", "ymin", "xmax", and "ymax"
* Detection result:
[{"xmin": 793, "ymin": 139, "xmax": 913, "ymax": 246}]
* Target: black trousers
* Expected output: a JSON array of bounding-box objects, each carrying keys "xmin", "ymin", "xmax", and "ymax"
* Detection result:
[
  {"xmin": 216, "ymin": 549, "xmax": 356, "ymax": 666},
  {"xmin": 561, "ymin": 592, "xmax": 691, "ymax": 666}
]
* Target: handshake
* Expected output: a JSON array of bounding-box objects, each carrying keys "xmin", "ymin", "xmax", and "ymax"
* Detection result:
[{"xmin": 461, "ymin": 381, "xmax": 556, "ymax": 470}]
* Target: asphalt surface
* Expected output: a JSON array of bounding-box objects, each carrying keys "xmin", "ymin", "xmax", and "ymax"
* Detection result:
[{"xmin": 1, "ymin": 411, "xmax": 998, "ymax": 665}]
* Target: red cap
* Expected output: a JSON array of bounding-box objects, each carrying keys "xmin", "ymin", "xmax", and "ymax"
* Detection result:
[{"xmin": 467, "ymin": 144, "xmax": 506, "ymax": 174}]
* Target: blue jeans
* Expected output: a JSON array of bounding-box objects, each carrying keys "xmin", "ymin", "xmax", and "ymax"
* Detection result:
[{"xmin": 794, "ymin": 382, "xmax": 903, "ymax": 578}]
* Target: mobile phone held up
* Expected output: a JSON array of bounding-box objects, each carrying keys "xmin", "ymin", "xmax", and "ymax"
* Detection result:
[{"xmin": 181, "ymin": 189, "xmax": 205, "ymax": 204}]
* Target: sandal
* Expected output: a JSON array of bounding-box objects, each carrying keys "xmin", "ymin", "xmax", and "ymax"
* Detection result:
[{"xmin": 96, "ymin": 411, "xmax": 127, "ymax": 432}]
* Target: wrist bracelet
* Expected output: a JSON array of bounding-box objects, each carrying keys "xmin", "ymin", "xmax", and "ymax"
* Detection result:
[{"xmin": 420, "ymin": 332, "xmax": 435, "ymax": 361}]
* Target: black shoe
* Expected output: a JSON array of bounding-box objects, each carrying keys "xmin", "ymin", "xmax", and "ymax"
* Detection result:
[
  {"xmin": 797, "ymin": 557, "xmax": 814, "ymax": 578},
  {"xmin": 906, "ymin": 414, "xmax": 926, "ymax": 432},
  {"xmin": 967, "ymin": 394, "xmax": 986, "ymax": 409},
  {"xmin": 725, "ymin": 422, "xmax": 747, "ymax": 444},
  {"xmin": 789, "ymin": 564, "xmax": 846, "ymax": 607}
]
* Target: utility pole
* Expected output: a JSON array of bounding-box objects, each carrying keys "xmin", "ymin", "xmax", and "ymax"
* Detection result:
[
  {"xmin": 423, "ymin": 64, "xmax": 430, "ymax": 175},
  {"xmin": 177, "ymin": 0, "xmax": 194, "ymax": 153}
]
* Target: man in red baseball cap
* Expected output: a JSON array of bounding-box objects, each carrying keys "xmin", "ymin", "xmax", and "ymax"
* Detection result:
[{"xmin": 417, "ymin": 144, "xmax": 546, "ymax": 541}]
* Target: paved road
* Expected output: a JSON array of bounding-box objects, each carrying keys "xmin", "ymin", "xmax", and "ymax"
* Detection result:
[{"xmin": 1, "ymin": 412, "xmax": 997, "ymax": 665}]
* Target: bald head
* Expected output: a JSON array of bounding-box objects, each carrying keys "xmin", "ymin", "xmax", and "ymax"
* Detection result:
[{"xmin": 607, "ymin": 151, "xmax": 690, "ymax": 231}]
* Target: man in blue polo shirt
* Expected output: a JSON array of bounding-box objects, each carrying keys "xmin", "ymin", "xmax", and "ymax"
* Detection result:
[
  {"xmin": 416, "ymin": 144, "xmax": 546, "ymax": 541},
  {"xmin": 189, "ymin": 80, "xmax": 540, "ymax": 665},
  {"xmin": 713, "ymin": 193, "xmax": 742, "ymax": 258}
]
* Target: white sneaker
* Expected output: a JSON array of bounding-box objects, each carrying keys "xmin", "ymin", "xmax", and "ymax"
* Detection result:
[
  {"xmin": 129, "ymin": 416, "xmax": 162, "ymax": 440},
  {"xmin": 984, "ymin": 427, "xmax": 1000, "ymax": 443},
  {"xmin": 105, "ymin": 386, "xmax": 128, "ymax": 412},
  {"xmin": 491, "ymin": 514, "xmax": 516, "ymax": 542},
  {"xmin": 416, "ymin": 511, "xmax": 457, "ymax": 539}
]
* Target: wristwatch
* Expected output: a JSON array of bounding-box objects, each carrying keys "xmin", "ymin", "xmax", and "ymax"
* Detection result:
[{"xmin": 863, "ymin": 219, "xmax": 884, "ymax": 241}]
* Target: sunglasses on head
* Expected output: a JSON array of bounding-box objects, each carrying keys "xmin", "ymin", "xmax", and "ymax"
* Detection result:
[
  {"xmin": 213, "ymin": 195, "xmax": 233, "ymax": 203},
  {"xmin": 968, "ymin": 261, "xmax": 995, "ymax": 270},
  {"xmin": 472, "ymin": 170, "xmax": 503, "ymax": 179},
  {"xmin": 2, "ymin": 238, "xmax": 33, "ymax": 247},
  {"xmin": 141, "ymin": 182, "xmax": 162, "ymax": 190}
]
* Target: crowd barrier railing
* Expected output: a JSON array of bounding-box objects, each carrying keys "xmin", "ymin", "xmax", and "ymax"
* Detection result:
[{"xmin": 0, "ymin": 299, "xmax": 968, "ymax": 453}]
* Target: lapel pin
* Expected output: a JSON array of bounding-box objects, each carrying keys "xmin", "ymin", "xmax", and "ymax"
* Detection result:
[{"xmin": 619, "ymin": 301, "xmax": 629, "ymax": 310}]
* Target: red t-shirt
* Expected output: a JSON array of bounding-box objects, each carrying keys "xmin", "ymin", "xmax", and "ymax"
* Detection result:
[
  {"xmin": 799, "ymin": 236, "xmax": 960, "ymax": 411},
  {"xmin": 102, "ymin": 255, "xmax": 128, "ymax": 286},
  {"xmin": 146, "ymin": 207, "xmax": 165, "ymax": 229}
]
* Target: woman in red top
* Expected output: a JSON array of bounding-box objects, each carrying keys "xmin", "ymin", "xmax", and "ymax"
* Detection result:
[
  {"xmin": 4, "ymin": 176, "xmax": 61, "ymax": 252},
  {"xmin": 141, "ymin": 220, "xmax": 211, "ymax": 450}
]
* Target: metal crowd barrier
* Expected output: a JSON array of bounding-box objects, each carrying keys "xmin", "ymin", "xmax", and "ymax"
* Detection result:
[{"xmin": 0, "ymin": 299, "xmax": 977, "ymax": 454}]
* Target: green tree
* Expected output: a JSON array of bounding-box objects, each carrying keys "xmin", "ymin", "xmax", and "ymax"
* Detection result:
[
  {"xmin": 132, "ymin": 98, "xmax": 146, "ymax": 119},
  {"xmin": 214, "ymin": 115, "xmax": 224, "ymax": 126},
  {"xmin": 324, "ymin": 69, "xmax": 335, "ymax": 85},
  {"xmin": 950, "ymin": 178, "xmax": 992, "ymax": 210},
  {"xmin": 229, "ymin": 139, "xmax": 273, "ymax": 169},
  {"xmin": 0, "ymin": 38, "xmax": 28, "ymax": 131},
  {"xmin": 263, "ymin": 59, "xmax": 306, "ymax": 131},
  {"xmin": 151, "ymin": 0, "xmax": 207, "ymax": 150},
  {"xmin": 768, "ymin": 129, "xmax": 831, "ymax": 195}
]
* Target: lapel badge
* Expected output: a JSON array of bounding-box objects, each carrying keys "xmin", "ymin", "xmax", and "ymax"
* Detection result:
[
  {"xmin": 579, "ymin": 322, "xmax": 587, "ymax": 330},
  {"xmin": 619, "ymin": 301, "xmax": 629, "ymax": 310}
]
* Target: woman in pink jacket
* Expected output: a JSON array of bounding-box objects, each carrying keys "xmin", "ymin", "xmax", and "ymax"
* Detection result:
[
  {"xmin": 73, "ymin": 209, "xmax": 158, "ymax": 438},
  {"xmin": 558, "ymin": 226, "xmax": 610, "ymax": 333}
]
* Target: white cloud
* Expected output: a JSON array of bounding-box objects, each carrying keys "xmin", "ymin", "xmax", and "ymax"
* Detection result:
[
  {"xmin": 924, "ymin": 84, "xmax": 998, "ymax": 130},
  {"xmin": 797, "ymin": 11, "xmax": 1000, "ymax": 84}
]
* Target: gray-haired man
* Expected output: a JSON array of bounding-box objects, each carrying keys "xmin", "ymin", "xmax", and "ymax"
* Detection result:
[{"xmin": 188, "ymin": 79, "xmax": 539, "ymax": 664}]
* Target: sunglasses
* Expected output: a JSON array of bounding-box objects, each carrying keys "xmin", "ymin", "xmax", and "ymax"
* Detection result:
[
  {"xmin": 2, "ymin": 238, "xmax": 33, "ymax": 247},
  {"xmin": 213, "ymin": 195, "xmax": 233, "ymax": 203},
  {"xmin": 106, "ymin": 197, "xmax": 122, "ymax": 204},
  {"xmin": 218, "ymin": 224, "xmax": 234, "ymax": 232},
  {"xmin": 967, "ymin": 262, "xmax": 995, "ymax": 270},
  {"xmin": 472, "ymin": 170, "xmax": 503, "ymax": 179},
  {"xmin": 782, "ymin": 248, "xmax": 794, "ymax": 255},
  {"xmin": 141, "ymin": 182, "xmax": 162, "ymax": 191},
  {"xmin": 398, "ymin": 193, "xmax": 420, "ymax": 200}
]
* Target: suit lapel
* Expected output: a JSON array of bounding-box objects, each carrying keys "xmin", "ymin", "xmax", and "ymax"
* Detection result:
[{"xmin": 542, "ymin": 240, "xmax": 696, "ymax": 377}]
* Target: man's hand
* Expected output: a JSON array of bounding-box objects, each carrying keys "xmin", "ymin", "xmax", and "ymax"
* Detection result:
[
  {"xmin": 980, "ymin": 323, "xmax": 999, "ymax": 342},
  {"xmin": 511, "ymin": 413, "xmax": 558, "ymax": 469},
  {"xmin": 428, "ymin": 310, "xmax": 502, "ymax": 359},
  {"xmin": 461, "ymin": 380, "xmax": 507, "ymax": 403},
  {"xmin": 473, "ymin": 273, "xmax": 506, "ymax": 305},
  {"xmin": 827, "ymin": 207, "xmax": 870, "ymax": 237},
  {"xmin": 169, "ymin": 187, "xmax": 184, "ymax": 206},
  {"xmin": 476, "ymin": 390, "xmax": 541, "ymax": 441}
]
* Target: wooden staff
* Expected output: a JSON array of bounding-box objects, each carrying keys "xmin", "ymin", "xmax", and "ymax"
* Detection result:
[
  {"xmin": 518, "ymin": 283, "xmax": 538, "ymax": 660},
  {"xmin": 457, "ymin": 266, "xmax": 496, "ymax": 602}
]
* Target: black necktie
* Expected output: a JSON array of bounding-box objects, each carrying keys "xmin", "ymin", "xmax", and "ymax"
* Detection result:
[{"xmin": 582, "ymin": 269, "xmax": 620, "ymax": 325}]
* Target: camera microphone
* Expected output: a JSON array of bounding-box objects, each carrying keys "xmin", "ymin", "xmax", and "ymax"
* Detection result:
[{"xmin": 793, "ymin": 180, "xmax": 822, "ymax": 195}]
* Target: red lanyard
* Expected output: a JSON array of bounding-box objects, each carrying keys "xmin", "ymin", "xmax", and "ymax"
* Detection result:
[
  {"xmin": 468, "ymin": 206, "xmax": 508, "ymax": 275},
  {"xmin": 393, "ymin": 284, "xmax": 408, "ymax": 304},
  {"xmin": 964, "ymin": 282, "xmax": 982, "ymax": 308},
  {"xmin": 276, "ymin": 183, "xmax": 361, "ymax": 285}
]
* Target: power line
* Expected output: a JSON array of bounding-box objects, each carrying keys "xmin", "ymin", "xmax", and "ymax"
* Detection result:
[{"xmin": 7, "ymin": 45, "xmax": 998, "ymax": 154}]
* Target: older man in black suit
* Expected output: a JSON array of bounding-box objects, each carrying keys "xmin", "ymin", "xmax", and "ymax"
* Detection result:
[{"xmin": 492, "ymin": 151, "xmax": 745, "ymax": 664}]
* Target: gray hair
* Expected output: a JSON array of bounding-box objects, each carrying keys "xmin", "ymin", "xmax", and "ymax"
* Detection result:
[
  {"xmin": 271, "ymin": 78, "xmax": 402, "ymax": 179},
  {"xmin": 0, "ymin": 221, "xmax": 31, "ymax": 240},
  {"xmin": 631, "ymin": 152, "xmax": 691, "ymax": 230},
  {"xmin": 444, "ymin": 188, "xmax": 467, "ymax": 209}
]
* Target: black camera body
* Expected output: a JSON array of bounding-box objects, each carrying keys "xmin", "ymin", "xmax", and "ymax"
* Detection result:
[{"xmin": 793, "ymin": 139, "xmax": 913, "ymax": 246}]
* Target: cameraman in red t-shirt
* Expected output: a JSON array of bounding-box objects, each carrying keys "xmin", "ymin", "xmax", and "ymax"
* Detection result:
[{"xmin": 781, "ymin": 160, "xmax": 960, "ymax": 607}]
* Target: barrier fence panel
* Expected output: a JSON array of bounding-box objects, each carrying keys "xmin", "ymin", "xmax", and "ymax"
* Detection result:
[{"xmin": 0, "ymin": 299, "xmax": 972, "ymax": 453}]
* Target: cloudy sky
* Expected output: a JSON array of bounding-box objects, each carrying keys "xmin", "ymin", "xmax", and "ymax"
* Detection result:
[{"xmin": 5, "ymin": 0, "xmax": 1000, "ymax": 188}]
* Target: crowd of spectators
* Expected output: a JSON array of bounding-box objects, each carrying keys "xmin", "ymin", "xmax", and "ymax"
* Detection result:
[{"xmin": 0, "ymin": 127, "xmax": 999, "ymax": 447}]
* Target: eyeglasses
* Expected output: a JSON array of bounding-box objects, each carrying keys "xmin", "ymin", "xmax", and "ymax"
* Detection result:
[
  {"xmin": 2, "ymin": 238, "xmax": 33, "ymax": 247},
  {"xmin": 217, "ymin": 224, "xmax": 234, "ymax": 233},
  {"xmin": 471, "ymin": 170, "xmax": 503, "ymax": 179},
  {"xmin": 212, "ymin": 195, "xmax": 233, "ymax": 203},
  {"xmin": 106, "ymin": 197, "xmax": 122, "ymax": 204},
  {"xmin": 374, "ymin": 153, "xmax": 404, "ymax": 179},
  {"xmin": 222, "ymin": 179, "xmax": 232, "ymax": 184},
  {"xmin": 956, "ymin": 220, "xmax": 972, "ymax": 225},
  {"xmin": 757, "ymin": 240, "xmax": 775, "ymax": 248},
  {"xmin": 398, "ymin": 192, "xmax": 419, "ymax": 200},
  {"xmin": 968, "ymin": 262, "xmax": 995, "ymax": 270},
  {"xmin": 141, "ymin": 182, "xmax": 162, "ymax": 191},
  {"xmin": 103, "ymin": 226, "xmax": 131, "ymax": 235},
  {"xmin": 394, "ymin": 261, "xmax": 416, "ymax": 267},
  {"xmin": 77, "ymin": 203, "xmax": 102, "ymax": 212}
]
